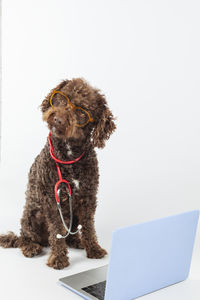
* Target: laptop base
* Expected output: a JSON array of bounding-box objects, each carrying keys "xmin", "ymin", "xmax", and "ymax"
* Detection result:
[{"xmin": 59, "ymin": 265, "xmax": 108, "ymax": 300}]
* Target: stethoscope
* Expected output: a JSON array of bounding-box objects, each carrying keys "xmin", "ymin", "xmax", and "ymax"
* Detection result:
[{"xmin": 48, "ymin": 131, "xmax": 84, "ymax": 239}]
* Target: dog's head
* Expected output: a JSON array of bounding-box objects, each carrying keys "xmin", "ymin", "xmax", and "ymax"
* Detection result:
[{"xmin": 41, "ymin": 78, "xmax": 116, "ymax": 148}]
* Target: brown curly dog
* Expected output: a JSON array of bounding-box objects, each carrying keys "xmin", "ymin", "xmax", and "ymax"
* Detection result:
[{"xmin": 0, "ymin": 78, "xmax": 116, "ymax": 269}]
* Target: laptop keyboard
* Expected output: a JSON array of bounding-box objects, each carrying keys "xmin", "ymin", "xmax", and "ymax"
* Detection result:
[{"xmin": 82, "ymin": 280, "xmax": 106, "ymax": 300}]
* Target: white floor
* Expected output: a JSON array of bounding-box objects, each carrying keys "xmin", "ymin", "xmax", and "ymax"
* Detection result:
[{"xmin": 0, "ymin": 223, "xmax": 200, "ymax": 300}]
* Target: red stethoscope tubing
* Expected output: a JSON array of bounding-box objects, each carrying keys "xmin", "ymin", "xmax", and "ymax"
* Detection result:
[
  {"xmin": 48, "ymin": 131, "xmax": 84, "ymax": 203},
  {"xmin": 48, "ymin": 131, "xmax": 84, "ymax": 165}
]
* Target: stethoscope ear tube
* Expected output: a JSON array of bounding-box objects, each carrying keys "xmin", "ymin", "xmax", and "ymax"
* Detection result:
[{"xmin": 56, "ymin": 189, "xmax": 82, "ymax": 239}]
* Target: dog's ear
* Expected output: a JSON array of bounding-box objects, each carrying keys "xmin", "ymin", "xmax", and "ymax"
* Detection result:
[
  {"xmin": 91, "ymin": 91, "xmax": 116, "ymax": 149},
  {"xmin": 40, "ymin": 80, "xmax": 69, "ymax": 113}
]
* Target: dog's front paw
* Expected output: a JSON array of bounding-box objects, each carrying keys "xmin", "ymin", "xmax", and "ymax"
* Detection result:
[
  {"xmin": 21, "ymin": 242, "xmax": 42, "ymax": 258},
  {"xmin": 86, "ymin": 246, "xmax": 107, "ymax": 259},
  {"xmin": 47, "ymin": 253, "xmax": 70, "ymax": 269}
]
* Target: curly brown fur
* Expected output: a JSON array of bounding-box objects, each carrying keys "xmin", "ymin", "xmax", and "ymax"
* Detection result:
[
  {"xmin": 0, "ymin": 78, "xmax": 116, "ymax": 269},
  {"xmin": 0, "ymin": 232, "xmax": 20, "ymax": 248}
]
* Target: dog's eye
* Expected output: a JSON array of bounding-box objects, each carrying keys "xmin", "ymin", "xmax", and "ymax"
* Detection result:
[
  {"xmin": 52, "ymin": 94, "xmax": 68, "ymax": 107},
  {"xmin": 49, "ymin": 112, "xmax": 55, "ymax": 119},
  {"xmin": 74, "ymin": 109, "xmax": 88, "ymax": 126}
]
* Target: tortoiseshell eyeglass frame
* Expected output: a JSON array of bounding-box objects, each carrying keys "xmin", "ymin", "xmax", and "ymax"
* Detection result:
[{"xmin": 49, "ymin": 90, "xmax": 94, "ymax": 127}]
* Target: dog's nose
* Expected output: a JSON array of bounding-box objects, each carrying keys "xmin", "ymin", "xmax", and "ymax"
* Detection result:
[{"xmin": 53, "ymin": 116, "xmax": 65, "ymax": 126}]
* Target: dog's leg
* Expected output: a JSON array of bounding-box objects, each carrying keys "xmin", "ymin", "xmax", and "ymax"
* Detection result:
[
  {"xmin": 20, "ymin": 211, "xmax": 43, "ymax": 258},
  {"xmin": 47, "ymin": 233, "xmax": 70, "ymax": 269},
  {"xmin": 80, "ymin": 208, "xmax": 107, "ymax": 259},
  {"xmin": 46, "ymin": 217, "xmax": 70, "ymax": 269}
]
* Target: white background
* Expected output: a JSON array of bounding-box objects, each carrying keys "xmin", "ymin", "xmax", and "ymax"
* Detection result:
[{"xmin": 0, "ymin": 0, "xmax": 200, "ymax": 299}]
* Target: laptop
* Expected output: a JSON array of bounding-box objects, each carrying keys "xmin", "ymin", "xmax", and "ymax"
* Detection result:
[{"xmin": 59, "ymin": 210, "xmax": 199, "ymax": 300}]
